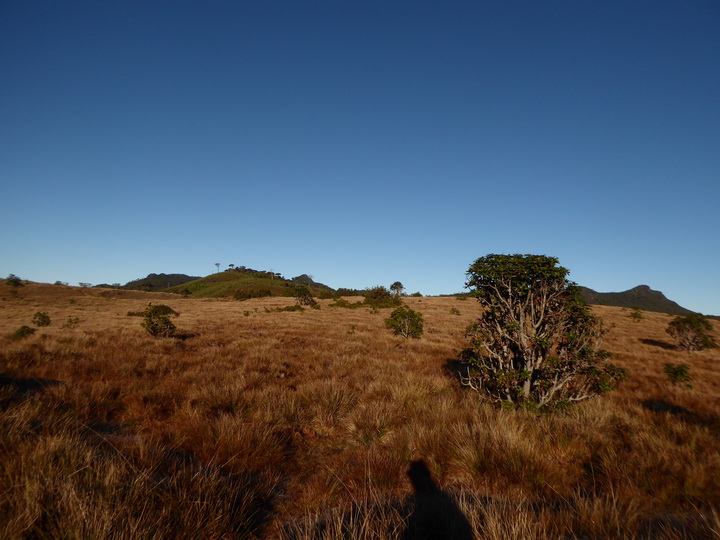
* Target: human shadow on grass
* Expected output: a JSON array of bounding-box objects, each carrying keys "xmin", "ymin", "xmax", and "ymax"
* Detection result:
[{"xmin": 401, "ymin": 460, "xmax": 473, "ymax": 540}]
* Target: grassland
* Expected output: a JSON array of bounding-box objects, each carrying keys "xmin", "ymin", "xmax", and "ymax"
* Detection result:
[{"xmin": 1, "ymin": 281, "xmax": 719, "ymax": 538}]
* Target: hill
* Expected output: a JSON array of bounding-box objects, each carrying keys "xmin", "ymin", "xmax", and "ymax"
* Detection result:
[
  {"xmin": 165, "ymin": 268, "xmax": 333, "ymax": 299},
  {"xmin": 123, "ymin": 273, "xmax": 200, "ymax": 291},
  {"xmin": 579, "ymin": 284, "xmax": 696, "ymax": 315}
]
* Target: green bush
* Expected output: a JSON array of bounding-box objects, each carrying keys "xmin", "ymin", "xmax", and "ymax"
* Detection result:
[
  {"xmin": 13, "ymin": 325, "xmax": 36, "ymax": 340},
  {"xmin": 630, "ymin": 307, "xmax": 644, "ymax": 322},
  {"xmin": 330, "ymin": 298, "xmax": 363, "ymax": 309},
  {"xmin": 666, "ymin": 314, "xmax": 717, "ymax": 352},
  {"xmin": 664, "ymin": 363, "xmax": 692, "ymax": 388},
  {"xmin": 32, "ymin": 311, "xmax": 51, "ymax": 327},
  {"xmin": 138, "ymin": 304, "xmax": 178, "ymax": 337},
  {"xmin": 364, "ymin": 286, "xmax": 401, "ymax": 308},
  {"xmin": 6, "ymin": 274, "xmax": 23, "ymax": 287},
  {"xmin": 293, "ymin": 286, "xmax": 316, "ymax": 306},
  {"xmin": 384, "ymin": 306, "xmax": 424, "ymax": 339},
  {"xmin": 142, "ymin": 313, "xmax": 176, "ymax": 338}
]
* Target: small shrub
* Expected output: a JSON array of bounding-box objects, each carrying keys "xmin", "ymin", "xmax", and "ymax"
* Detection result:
[
  {"xmin": 32, "ymin": 311, "xmax": 51, "ymax": 327},
  {"xmin": 13, "ymin": 325, "xmax": 36, "ymax": 340},
  {"xmin": 630, "ymin": 307, "xmax": 644, "ymax": 322},
  {"xmin": 384, "ymin": 306, "xmax": 424, "ymax": 339},
  {"xmin": 410, "ymin": 292, "xmax": 423, "ymax": 297},
  {"xmin": 140, "ymin": 305, "xmax": 177, "ymax": 337},
  {"xmin": 330, "ymin": 298, "xmax": 363, "ymax": 309},
  {"xmin": 664, "ymin": 363, "xmax": 692, "ymax": 388},
  {"xmin": 54, "ymin": 280, "xmax": 68, "ymax": 286},
  {"xmin": 450, "ymin": 308, "xmax": 460, "ymax": 315},
  {"xmin": 6, "ymin": 274, "xmax": 23, "ymax": 287}
]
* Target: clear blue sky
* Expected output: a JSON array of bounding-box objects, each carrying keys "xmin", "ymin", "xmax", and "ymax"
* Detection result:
[{"xmin": 2, "ymin": 1, "xmax": 719, "ymax": 313}]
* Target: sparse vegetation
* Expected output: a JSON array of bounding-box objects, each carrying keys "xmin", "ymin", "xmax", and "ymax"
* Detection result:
[
  {"xmin": 364, "ymin": 286, "xmax": 402, "ymax": 308},
  {"xmin": 0, "ymin": 281, "xmax": 719, "ymax": 538},
  {"xmin": 384, "ymin": 306, "xmax": 424, "ymax": 338},
  {"xmin": 460, "ymin": 254, "xmax": 627, "ymax": 410},
  {"xmin": 12, "ymin": 325, "xmax": 36, "ymax": 339},
  {"xmin": 139, "ymin": 304, "xmax": 177, "ymax": 337},
  {"xmin": 666, "ymin": 313, "xmax": 718, "ymax": 352},
  {"xmin": 630, "ymin": 307, "xmax": 644, "ymax": 322},
  {"xmin": 664, "ymin": 363, "xmax": 693, "ymax": 388},
  {"xmin": 32, "ymin": 311, "xmax": 51, "ymax": 327}
]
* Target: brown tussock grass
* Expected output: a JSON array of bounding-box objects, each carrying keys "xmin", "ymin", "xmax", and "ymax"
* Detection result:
[{"xmin": 1, "ymin": 282, "xmax": 719, "ymax": 538}]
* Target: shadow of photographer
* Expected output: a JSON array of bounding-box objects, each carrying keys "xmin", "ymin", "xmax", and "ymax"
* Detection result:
[{"xmin": 401, "ymin": 460, "xmax": 473, "ymax": 540}]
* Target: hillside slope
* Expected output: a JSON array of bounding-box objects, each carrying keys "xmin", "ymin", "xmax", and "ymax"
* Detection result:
[
  {"xmin": 166, "ymin": 269, "xmax": 333, "ymax": 298},
  {"xmin": 123, "ymin": 273, "xmax": 200, "ymax": 291}
]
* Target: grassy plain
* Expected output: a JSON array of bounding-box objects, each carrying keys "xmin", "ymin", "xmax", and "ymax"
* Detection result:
[{"xmin": 1, "ymin": 281, "xmax": 719, "ymax": 538}]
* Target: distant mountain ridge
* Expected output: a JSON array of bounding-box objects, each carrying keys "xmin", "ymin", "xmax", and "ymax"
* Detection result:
[
  {"xmin": 579, "ymin": 285, "xmax": 696, "ymax": 316},
  {"xmin": 291, "ymin": 274, "xmax": 333, "ymax": 291}
]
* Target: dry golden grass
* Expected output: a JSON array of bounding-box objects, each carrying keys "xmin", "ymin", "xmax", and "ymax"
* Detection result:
[{"xmin": 1, "ymin": 282, "xmax": 719, "ymax": 538}]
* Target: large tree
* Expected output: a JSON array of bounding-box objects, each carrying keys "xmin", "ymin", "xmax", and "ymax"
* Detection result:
[
  {"xmin": 460, "ymin": 254, "xmax": 627, "ymax": 410},
  {"xmin": 390, "ymin": 281, "xmax": 405, "ymax": 299}
]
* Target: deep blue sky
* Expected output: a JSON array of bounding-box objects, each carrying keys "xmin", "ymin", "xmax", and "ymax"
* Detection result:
[{"xmin": 2, "ymin": 1, "xmax": 719, "ymax": 313}]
